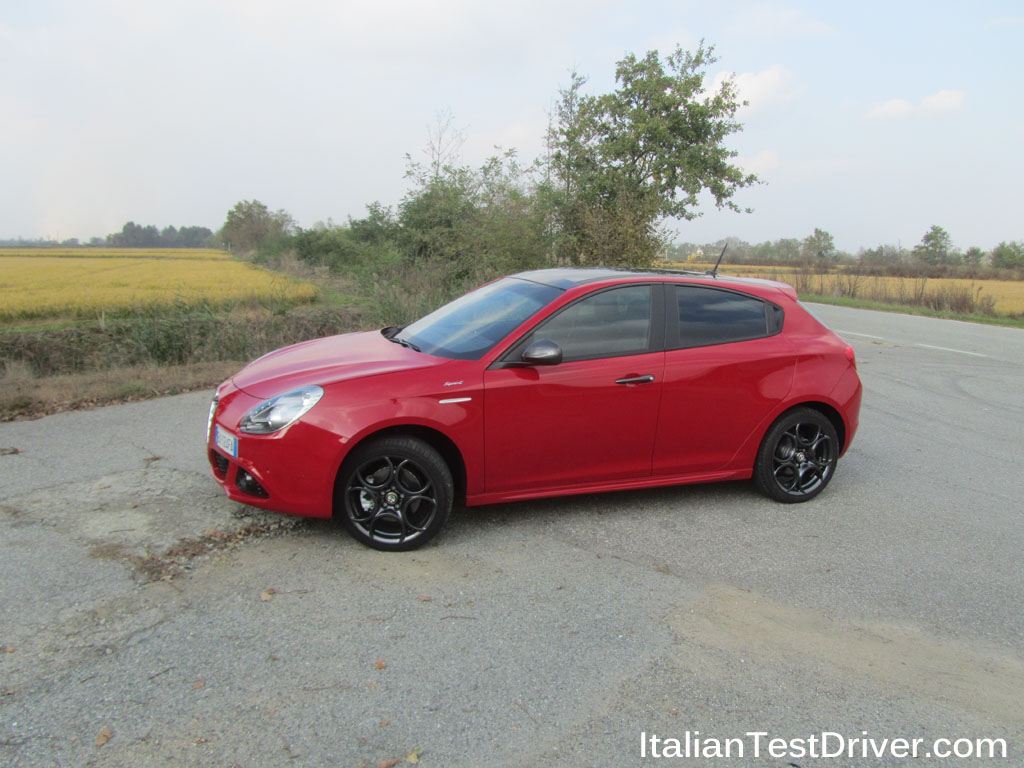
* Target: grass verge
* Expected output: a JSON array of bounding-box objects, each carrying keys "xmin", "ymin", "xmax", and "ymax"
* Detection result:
[{"xmin": 0, "ymin": 361, "xmax": 245, "ymax": 421}]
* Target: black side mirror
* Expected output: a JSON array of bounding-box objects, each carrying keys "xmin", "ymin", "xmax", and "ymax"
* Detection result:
[{"xmin": 521, "ymin": 338, "xmax": 562, "ymax": 366}]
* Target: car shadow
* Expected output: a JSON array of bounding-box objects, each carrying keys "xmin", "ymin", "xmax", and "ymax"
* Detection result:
[
  {"xmin": 276, "ymin": 480, "xmax": 763, "ymax": 553},
  {"xmin": 444, "ymin": 479, "xmax": 758, "ymax": 544}
]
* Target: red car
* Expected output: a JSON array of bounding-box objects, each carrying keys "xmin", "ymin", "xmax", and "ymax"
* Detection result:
[{"xmin": 207, "ymin": 268, "xmax": 861, "ymax": 550}]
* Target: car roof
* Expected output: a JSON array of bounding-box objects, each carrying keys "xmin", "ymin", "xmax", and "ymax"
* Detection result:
[
  {"xmin": 511, "ymin": 267, "xmax": 795, "ymax": 298},
  {"xmin": 512, "ymin": 268, "xmax": 634, "ymax": 289}
]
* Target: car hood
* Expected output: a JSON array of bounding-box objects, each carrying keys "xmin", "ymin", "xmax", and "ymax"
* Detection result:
[{"xmin": 231, "ymin": 329, "xmax": 446, "ymax": 399}]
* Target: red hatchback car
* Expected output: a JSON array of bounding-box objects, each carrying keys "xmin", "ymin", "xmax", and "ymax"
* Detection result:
[{"xmin": 207, "ymin": 268, "xmax": 861, "ymax": 550}]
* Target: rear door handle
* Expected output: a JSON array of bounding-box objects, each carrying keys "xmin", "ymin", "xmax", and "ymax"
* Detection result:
[{"xmin": 615, "ymin": 374, "xmax": 655, "ymax": 385}]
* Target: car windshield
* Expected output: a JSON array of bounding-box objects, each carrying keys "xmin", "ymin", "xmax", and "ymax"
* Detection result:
[{"xmin": 395, "ymin": 277, "xmax": 562, "ymax": 360}]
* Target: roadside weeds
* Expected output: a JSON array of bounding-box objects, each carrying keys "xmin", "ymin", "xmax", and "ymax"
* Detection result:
[{"xmin": 0, "ymin": 361, "xmax": 241, "ymax": 422}]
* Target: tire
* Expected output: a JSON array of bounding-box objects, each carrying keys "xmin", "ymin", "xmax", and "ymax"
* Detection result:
[
  {"xmin": 336, "ymin": 436, "xmax": 453, "ymax": 551},
  {"xmin": 753, "ymin": 407, "xmax": 839, "ymax": 503}
]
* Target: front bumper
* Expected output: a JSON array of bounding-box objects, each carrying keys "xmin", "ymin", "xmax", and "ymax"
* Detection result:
[{"xmin": 206, "ymin": 385, "xmax": 345, "ymax": 519}]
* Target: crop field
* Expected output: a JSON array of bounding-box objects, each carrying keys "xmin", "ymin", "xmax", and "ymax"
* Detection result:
[
  {"xmin": 677, "ymin": 263, "xmax": 1024, "ymax": 316},
  {"xmin": 0, "ymin": 247, "xmax": 233, "ymax": 260},
  {"xmin": 788, "ymin": 272, "xmax": 1024, "ymax": 315},
  {"xmin": 0, "ymin": 248, "xmax": 318, "ymax": 322}
]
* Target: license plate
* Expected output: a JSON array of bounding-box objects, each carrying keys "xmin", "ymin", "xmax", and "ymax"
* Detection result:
[{"xmin": 215, "ymin": 425, "xmax": 238, "ymax": 458}]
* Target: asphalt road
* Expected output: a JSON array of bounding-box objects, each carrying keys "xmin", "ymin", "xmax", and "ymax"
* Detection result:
[{"xmin": 1, "ymin": 304, "xmax": 1022, "ymax": 767}]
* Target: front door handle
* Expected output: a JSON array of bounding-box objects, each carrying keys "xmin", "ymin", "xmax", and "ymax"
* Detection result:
[{"xmin": 615, "ymin": 374, "xmax": 655, "ymax": 385}]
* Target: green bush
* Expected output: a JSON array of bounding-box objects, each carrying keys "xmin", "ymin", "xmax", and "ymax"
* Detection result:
[{"xmin": 0, "ymin": 302, "xmax": 364, "ymax": 377}]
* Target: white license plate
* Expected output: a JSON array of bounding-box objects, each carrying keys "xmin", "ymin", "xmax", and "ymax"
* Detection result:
[{"xmin": 215, "ymin": 425, "xmax": 238, "ymax": 458}]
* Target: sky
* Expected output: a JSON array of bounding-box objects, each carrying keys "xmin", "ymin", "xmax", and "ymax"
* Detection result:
[{"xmin": 2, "ymin": 0, "xmax": 1022, "ymax": 253}]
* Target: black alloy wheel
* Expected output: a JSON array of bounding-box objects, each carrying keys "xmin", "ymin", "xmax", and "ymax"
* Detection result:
[
  {"xmin": 337, "ymin": 436, "xmax": 453, "ymax": 551},
  {"xmin": 754, "ymin": 407, "xmax": 839, "ymax": 503}
]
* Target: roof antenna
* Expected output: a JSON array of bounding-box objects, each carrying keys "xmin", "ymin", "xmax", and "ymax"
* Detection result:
[{"xmin": 707, "ymin": 243, "xmax": 727, "ymax": 277}]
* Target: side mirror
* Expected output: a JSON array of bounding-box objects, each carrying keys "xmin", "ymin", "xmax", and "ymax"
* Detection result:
[{"xmin": 521, "ymin": 338, "xmax": 562, "ymax": 366}]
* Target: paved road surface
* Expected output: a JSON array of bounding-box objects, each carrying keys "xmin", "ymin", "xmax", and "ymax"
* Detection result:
[{"xmin": 1, "ymin": 305, "xmax": 1022, "ymax": 766}]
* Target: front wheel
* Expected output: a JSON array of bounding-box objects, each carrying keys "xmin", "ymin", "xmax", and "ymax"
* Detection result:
[
  {"xmin": 336, "ymin": 436, "xmax": 453, "ymax": 551},
  {"xmin": 753, "ymin": 408, "xmax": 839, "ymax": 503}
]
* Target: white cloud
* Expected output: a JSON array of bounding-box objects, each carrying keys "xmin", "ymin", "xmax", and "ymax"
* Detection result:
[
  {"xmin": 712, "ymin": 65, "xmax": 801, "ymax": 113},
  {"xmin": 866, "ymin": 98, "xmax": 916, "ymax": 121},
  {"xmin": 921, "ymin": 89, "xmax": 965, "ymax": 114},
  {"xmin": 866, "ymin": 90, "xmax": 965, "ymax": 120}
]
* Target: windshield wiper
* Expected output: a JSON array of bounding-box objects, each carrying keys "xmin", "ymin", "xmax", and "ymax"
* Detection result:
[{"xmin": 387, "ymin": 335, "xmax": 421, "ymax": 352}]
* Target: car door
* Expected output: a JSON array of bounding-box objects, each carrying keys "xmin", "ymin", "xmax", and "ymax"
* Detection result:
[
  {"xmin": 483, "ymin": 284, "xmax": 664, "ymax": 494},
  {"xmin": 653, "ymin": 283, "xmax": 794, "ymax": 475}
]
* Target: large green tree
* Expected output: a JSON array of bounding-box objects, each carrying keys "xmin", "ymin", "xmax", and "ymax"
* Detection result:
[
  {"xmin": 548, "ymin": 43, "xmax": 758, "ymax": 266},
  {"xmin": 801, "ymin": 228, "xmax": 836, "ymax": 263},
  {"xmin": 398, "ymin": 147, "xmax": 550, "ymax": 278},
  {"xmin": 913, "ymin": 225, "xmax": 958, "ymax": 265},
  {"xmin": 220, "ymin": 200, "xmax": 294, "ymax": 255},
  {"xmin": 991, "ymin": 240, "xmax": 1023, "ymax": 269}
]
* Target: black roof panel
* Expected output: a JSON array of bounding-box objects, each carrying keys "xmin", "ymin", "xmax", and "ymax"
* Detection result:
[
  {"xmin": 511, "ymin": 268, "xmax": 634, "ymax": 289},
  {"xmin": 509, "ymin": 267, "xmax": 792, "ymax": 297}
]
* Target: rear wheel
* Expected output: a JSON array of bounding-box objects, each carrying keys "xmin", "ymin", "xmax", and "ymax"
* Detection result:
[
  {"xmin": 336, "ymin": 436, "xmax": 452, "ymax": 551},
  {"xmin": 754, "ymin": 408, "xmax": 838, "ymax": 503}
]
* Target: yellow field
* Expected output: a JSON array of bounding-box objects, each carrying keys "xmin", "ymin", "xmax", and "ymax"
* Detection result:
[
  {"xmin": 674, "ymin": 263, "xmax": 1024, "ymax": 316},
  {"xmin": 0, "ymin": 249, "xmax": 317, "ymax": 321},
  {"xmin": 790, "ymin": 273, "xmax": 1024, "ymax": 315},
  {"xmin": 0, "ymin": 247, "xmax": 233, "ymax": 260}
]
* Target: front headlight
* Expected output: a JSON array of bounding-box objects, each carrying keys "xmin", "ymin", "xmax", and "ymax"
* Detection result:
[{"xmin": 238, "ymin": 385, "xmax": 324, "ymax": 434}]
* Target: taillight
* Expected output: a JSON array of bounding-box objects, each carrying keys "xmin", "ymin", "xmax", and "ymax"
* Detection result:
[{"xmin": 844, "ymin": 345, "xmax": 856, "ymax": 368}]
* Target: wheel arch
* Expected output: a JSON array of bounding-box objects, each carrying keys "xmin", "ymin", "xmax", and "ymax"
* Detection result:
[
  {"xmin": 781, "ymin": 400, "xmax": 847, "ymax": 454},
  {"xmin": 332, "ymin": 425, "xmax": 468, "ymax": 517}
]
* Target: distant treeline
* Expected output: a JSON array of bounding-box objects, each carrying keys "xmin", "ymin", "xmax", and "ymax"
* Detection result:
[
  {"xmin": 104, "ymin": 221, "xmax": 216, "ymax": 248},
  {"xmin": 673, "ymin": 225, "xmax": 1024, "ymax": 272},
  {"xmin": 1, "ymin": 221, "xmax": 216, "ymax": 249}
]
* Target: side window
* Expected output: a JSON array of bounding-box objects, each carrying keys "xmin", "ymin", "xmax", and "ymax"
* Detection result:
[
  {"xmin": 672, "ymin": 285, "xmax": 773, "ymax": 349},
  {"xmin": 520, "ymin": 285, "xmax": 652, "ymax": 361}
]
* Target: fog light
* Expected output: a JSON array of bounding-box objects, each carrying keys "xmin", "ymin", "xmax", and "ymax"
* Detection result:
[{"xmin": 236, "ymin": 469, "xmax": 268, "ymax": 498}]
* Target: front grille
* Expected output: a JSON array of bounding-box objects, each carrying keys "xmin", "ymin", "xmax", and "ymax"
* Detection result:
[{"xmin": 211, "ymin": 450, "xmax": 229, "ymax": 477}]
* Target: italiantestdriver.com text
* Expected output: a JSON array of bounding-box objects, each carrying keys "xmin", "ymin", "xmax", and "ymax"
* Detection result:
[{"xmin": 640, "ymin": 731, "xmax": 1009, "ymax": 760}]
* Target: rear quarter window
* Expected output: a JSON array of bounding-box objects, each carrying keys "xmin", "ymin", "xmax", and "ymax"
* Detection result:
[{"xmin": 670, "ymin": 284, "xmax": 781, "ymax": 349}]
